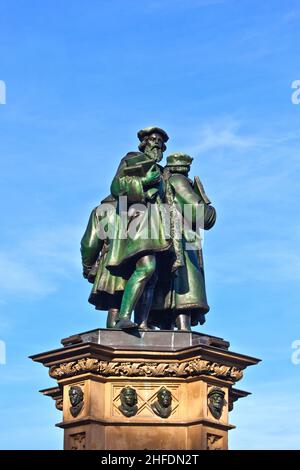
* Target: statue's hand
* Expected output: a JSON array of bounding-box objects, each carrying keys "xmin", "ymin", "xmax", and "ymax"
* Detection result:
[
  {"xmin": 142, "ymin": 167, "xmax": 161, "ymax": 188},
  {"xmin": 82, "ymin": 266, "xmax": 91, "ymax": 279}
]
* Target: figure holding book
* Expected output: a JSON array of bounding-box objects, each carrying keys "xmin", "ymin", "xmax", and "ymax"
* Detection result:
[
  {"xmin": 80, "ymin": 127, "xmax": 216, "ymax": 332},
  {"xmin": 106, "ymin": 126, "xmax": 171, "ymax": 329}
]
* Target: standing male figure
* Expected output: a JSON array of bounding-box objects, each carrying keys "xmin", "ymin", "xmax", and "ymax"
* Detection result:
[
  {"xmin": 150, "ymin": 152, "xmax": 216, "ymax": 331},
  {"xmin": 106, "ymin": 126, "xmax": 171, "ymax": 329}
]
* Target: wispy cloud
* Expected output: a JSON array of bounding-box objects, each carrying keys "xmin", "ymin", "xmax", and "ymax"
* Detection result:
[
  {"xmin": 210, "ymin": 240, "xmax": 300, "ymax": 284},
  {"xmin": 185, "ymin": 116, "xmax": 300, "ymax": 285},
  {"xmin": 0, "ymin": 225, "xmax": 82, "ymax": 300},
  {"xmin": 231, "ymin": 377, "xmax": 300, "ymax": 449},
  {"xmin": 188, "ymin": 117, "xmax": 262, "ymax": 154},
  {"xmin": 0, "ymin": 252, "xmax": 56, "ymax": 297},
  {"xmin": 282, "ymin": 9, "xmax": 300, "ymax": 23},
  {"xmin": 184, "ymin": 115, "xmax": 300, "ymax": 159}
]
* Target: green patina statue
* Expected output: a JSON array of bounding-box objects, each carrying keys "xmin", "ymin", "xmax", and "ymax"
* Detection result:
[
  {"xmin": 151, "ymin": 387, "xmax": 172, "ymax": 419},
  {"xmin": 118, "ymin": 386, "xmax": 138, "ymax": 417},
  {"xmin": 81, "ymin": 126, "xmax": 216, "ymax": 331}
]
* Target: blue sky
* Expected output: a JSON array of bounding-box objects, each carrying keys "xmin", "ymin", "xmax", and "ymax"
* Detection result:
[{"xmin": 0, "ymin": 0, "xmax": 300, "ymax": 449}]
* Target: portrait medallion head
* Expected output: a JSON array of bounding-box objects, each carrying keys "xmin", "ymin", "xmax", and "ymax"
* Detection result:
[
  {"xmin": 151, "ymin": 387, "xmax": 172, "ymax": 418},
  {"xmin": 208, "ymin": 388, "xmax": 226, "ymax": 420},
  {"xmin": 119, "ymin": 386, "xmax": 138, "ymax": 417},
  {"xmin": 69, "ymin": 386, "xmax": 84, "ymax": 417}
]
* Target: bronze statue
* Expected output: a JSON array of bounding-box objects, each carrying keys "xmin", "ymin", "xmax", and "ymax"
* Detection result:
[
  {"xmin": 81, "ymin": 195, "xmax": 126, "ymax": 327},
  {"xmin": 69, "ymin": 386, "xmax": 84, "ymax": 417},
  {"xmin": 118, "ymin": 386, "xmax": 138, "ymax": 417},
  {"xmin": 81, "ymin": 127, "xmax": 216, "ymax": 331},
  {"xmin": 106, "ymin": 127, "xmax": 170, "ymax": 330},
  {"xmin": 149, "ymin": 152, "xmax": 216, "ymax": 331},
  {"xmin": 208, "ymin": 388, "xmax": 226, "ymax": 419},
  {"xmin": 151, "ymin": 387, "xmax": 172, "ymax": 418}
]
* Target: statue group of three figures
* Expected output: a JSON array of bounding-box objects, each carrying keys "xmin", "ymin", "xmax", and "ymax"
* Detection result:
[{"xmin": 81, "ymin": 126, "xmax": 216, "ymax": 332}]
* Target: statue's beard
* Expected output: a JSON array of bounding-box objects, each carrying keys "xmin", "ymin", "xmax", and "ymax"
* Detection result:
[{"xmin": 145, "ymin": 146, "xmax": 163, "ymax": 162}]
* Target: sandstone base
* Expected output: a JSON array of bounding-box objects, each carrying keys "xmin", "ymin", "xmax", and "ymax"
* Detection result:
[{"xmin": 31, "ymin": 329, "xmax": 259, "ymax": 450}]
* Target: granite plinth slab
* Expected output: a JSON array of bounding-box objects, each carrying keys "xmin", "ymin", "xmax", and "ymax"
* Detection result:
[{"xmin": 61, "ymin": 328, "xmax": 230, "ymax": 351}]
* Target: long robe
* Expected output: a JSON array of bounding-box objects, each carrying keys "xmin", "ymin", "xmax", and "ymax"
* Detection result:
[
  {"xmin": 80, "ymin": 199, "xmax": 127, "ymax": 311},
  {"xmin": 105, "ymin": 151, "xmax": 171, "ymax": 278},
  {"xmin": 149, "ymin": 173, "xmax": 216, "ymax": 326}
]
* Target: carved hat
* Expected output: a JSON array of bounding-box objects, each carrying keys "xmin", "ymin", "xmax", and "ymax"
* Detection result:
[
  {"xmin": 137, "ymin": 126, "xmax": 169, "ymax": 143},
  {"xmin": 166, "ymin": 152, "xmax": 193, "ymax": 167},
  {"xmin": 208, "ymin": 387, "xmax": 225, "ymax": 398}
]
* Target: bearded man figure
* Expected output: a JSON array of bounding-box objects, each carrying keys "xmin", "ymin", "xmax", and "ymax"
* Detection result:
[{"xmin": 105, "ymin": 126, "xmax": 171, "ymax": 330}]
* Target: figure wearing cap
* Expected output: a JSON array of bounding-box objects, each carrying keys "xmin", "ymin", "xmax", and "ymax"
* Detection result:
[
  {"xmin": 207, "ymin": 388, "xmax": 226, "ymax": 419},
  {"xmin": 80, "ymin": 127, "xmax": 170, "ymax": 330},
  {"xmin": 149, "ymin": 152, "xmax": 216, "ymax": 331},
  {"xmin": 104, "ymin": 126, "xmax": 172, "ymax": 329},
  {"xmin": 80, "ymin": 132, "xmax": 216, "ymax": 332}
]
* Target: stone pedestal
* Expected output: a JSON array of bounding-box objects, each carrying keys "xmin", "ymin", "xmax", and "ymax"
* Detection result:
[{"xmin": 30, "ymin": 329, "xmax": 260, "ymax": 450}]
